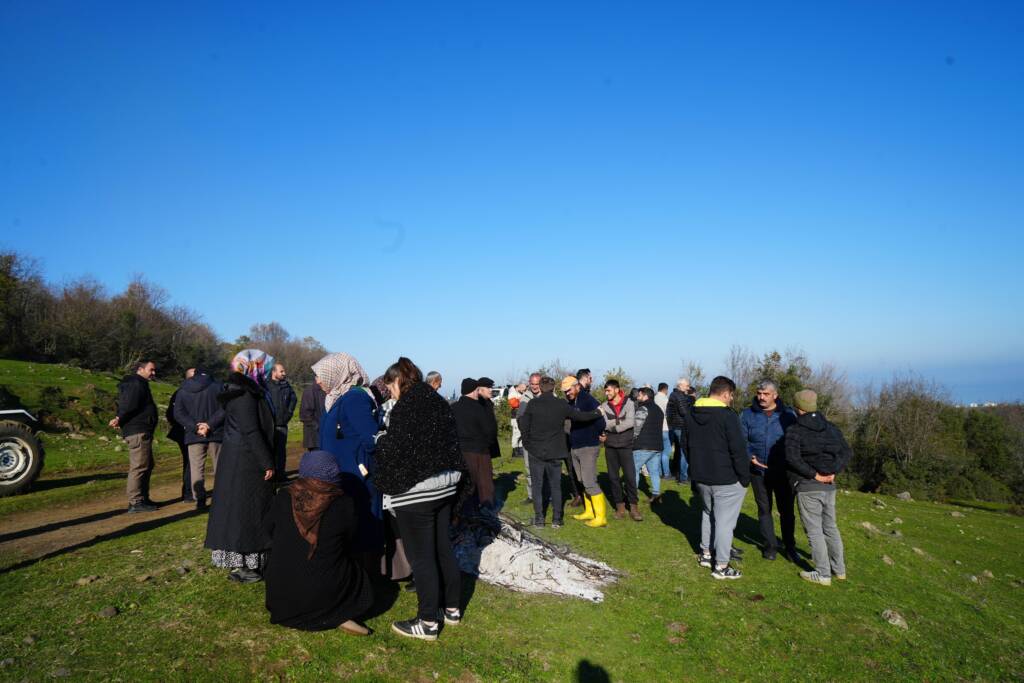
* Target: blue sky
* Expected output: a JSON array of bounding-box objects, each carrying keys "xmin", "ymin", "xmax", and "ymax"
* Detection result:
[{"xmin": 1, "ymin": 2, "xmax": 1022, "ymax": 403}]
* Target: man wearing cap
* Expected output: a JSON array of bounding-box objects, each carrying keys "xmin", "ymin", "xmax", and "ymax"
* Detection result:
[
  {"xmin": 741, "ymin": 380, "xmax": 798, "ymax": 561},
  {"xmin": 517, "ymin": 376, "xmax": 602, "ymax": 527},
  {"xmin": 786, "ymin": 389, "xmax": 852, "ymax": 586},
  {"xmin": 564, "ymin": 376, "xmax": 608, "ymax": 527},
  {"xmin": 632, "ymin": 387, "xmax": 666, "ymax": 511},
  {"xmin": 451, "ymin": 378, "xmax": 499, "ymax": 514}
]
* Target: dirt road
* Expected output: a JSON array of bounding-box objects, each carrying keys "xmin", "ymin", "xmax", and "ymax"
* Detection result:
[{"xmin": 0, "ymin": 446, "xmax": 305, "ymax": 571}]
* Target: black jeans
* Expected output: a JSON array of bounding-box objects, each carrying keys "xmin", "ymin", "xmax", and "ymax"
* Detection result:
[
  {"xmin": 529, "ymin": 458, "xmax": 564, "ymax": 523},
  {"xmin": 175, "ymin": 440, "xmax": 191, "ymax": 499},
  {"xmin": 750, "ymin": 470, "xmax": 796, "ymax": 551},
  {"xmin": 393, "ymin": 496, "xmax": 461, "ymax": 621},
  {"xmin": 273, "ymin": 428, "xmax": 288, "ymax": 478},
  {"xmin": 604, "ymin": 445, "xmax": 638, "ymax": 505}
]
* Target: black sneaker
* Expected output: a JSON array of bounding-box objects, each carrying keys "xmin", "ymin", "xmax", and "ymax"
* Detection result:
[
  {"xmin": 127, "ymin": 501, "xmax": 158, "ymax": 513},
  {"xmin": 762, "ymin": 548, "xmax": 777, "ymax": 561},
  {"xmin": 531, "ymin": 517, "xmax": 545, "ymax": 527},
  {"xmin": 697, "ymin": 552, "xmax": 712, "ymax": 568},
  {"xmin": 712, "ymin": 565, "xmax": 742, "ymax": 580},
  {"xmin": 392, "ymin": 617, "xmax": 439, "ymax": 641},
  {"xmin": 551, "ymin": 519, "xmax": 563, "ymax": 529},
  {"xmin": 442, "ymin": 608, "xmax": 462, "ymax": 625},
  {"xmin": 227, "ymin": 568, "xmax": 263, "ymax": 584}
]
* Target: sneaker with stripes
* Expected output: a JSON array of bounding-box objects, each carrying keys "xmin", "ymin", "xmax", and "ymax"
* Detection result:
[
  {"xmin": 443, "ymin": 608, "xmax": 462, "ymax": 625},
  {"xmin": 391, "ymin": 617, "xmax": 440, "ymax": 641}
]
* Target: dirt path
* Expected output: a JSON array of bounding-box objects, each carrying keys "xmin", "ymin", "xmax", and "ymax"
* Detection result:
[{"xmin": 0, "ymin": 446, "xmax": 305, "ymax": 571}]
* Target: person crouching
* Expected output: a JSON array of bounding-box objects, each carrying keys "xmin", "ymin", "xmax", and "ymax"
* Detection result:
[{"xmin": 264, "ymin": 450, "xmax": 374, "ymax": 635}]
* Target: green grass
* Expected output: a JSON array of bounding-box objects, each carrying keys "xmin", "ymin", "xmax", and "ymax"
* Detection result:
[
  {"xmin": 2, "ymin": 360, "xmax": 1023, "ymax": 680},
  {"xmin": 2, "ymin": 450, "xmax": 1023, "ymax": 681}
]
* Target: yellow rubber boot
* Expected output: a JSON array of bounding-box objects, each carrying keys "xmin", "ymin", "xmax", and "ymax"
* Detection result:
[
  {"xmin": 573, "ymin": 494, "xmax": 595, "ymax": 521},
  {"xmin": 585, "ymin": 493, "xmax": 608, "ymax": 528}
]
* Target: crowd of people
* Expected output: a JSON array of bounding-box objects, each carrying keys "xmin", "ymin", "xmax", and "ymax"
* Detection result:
[{"xmin": 110, "ymin": 354, "xmax": 853, "ymax": 641}]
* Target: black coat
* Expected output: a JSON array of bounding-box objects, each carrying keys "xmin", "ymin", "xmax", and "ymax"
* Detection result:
[
  {"xmin": 666, "ymin": 389, "xmax": 694, "ymax": 431},
  {"xmin": 166, "ymin": 390, "xmax": 185, "ymax": 443},
  {"xmin": 204, "ymin": 373, "xmax": 276, "ymax": 554},
  {"xmin": 785, "ymin": 412, "xmax": 853, "ymax": 490},
  {"xmin": 375, "ymin": 382, "xmax": 465, "ymax": 496},
  {"xmin": 173, "ymin": 373, "xmax": 226, "ymax": 445},
  {"xmin": 685, "ymin": 403, "xmax": 750, "ymax": 487},
  {"xmin": 116, "ymin": 374, "xmax": 157, "ymax": 438},
  {"xmin": 451, "ymin": 396, "xmax": 498, "ymax": 455},
  {"xmin": 267, "ymin": 379, "xmax": 297, "ymax": 429},
  {"xmin": 299, "ymin": 384, "xmax": 327, "ymax": 450},
  {"xmin": 518, "ymin": 392, "xmax": 602, "ymax": 461},
  {"xmin": 633, "ymin": 400, "xmax": 665, "ymax": 451},
  {"xmin": 263, "ymin": 487, "xmax": 374, "ymax": 630}
]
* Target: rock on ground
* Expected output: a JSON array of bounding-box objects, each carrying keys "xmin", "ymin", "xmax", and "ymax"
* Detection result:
[
  {"xmin": 896, "ymin": 492, "xmax": 913, "ymax": 501},
  {"xmin": 881, "ymin": 609, "xmax": 909, "ymax": 630}
]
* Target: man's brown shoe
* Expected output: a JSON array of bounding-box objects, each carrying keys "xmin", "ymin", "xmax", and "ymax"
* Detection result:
[
  {"xmin": 629, "ymin": 503, "xmax": 643, "ymax": 521},
  {"xmin": 614, "ymin": 502, "xmax": 626, "ymax": 519}
]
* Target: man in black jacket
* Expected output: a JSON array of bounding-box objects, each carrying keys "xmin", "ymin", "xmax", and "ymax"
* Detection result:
[
  {"xmin": 166, "ymin": 368, "xmax": 196, "ymax": 502},
  {"xmin": 667, "ymin": 378, "xmax": 695, "ymax": 482},
  {"xmin": 685, "ymin": 375, "xmax": 749, "ymax": 579},
  {"xmin": 632, "ymin": 387, "xmax": 666, "ymax": 510},
  {"xmin": 299, "ymin": 382, "xmax": 326, "ymax": 451},
  {"xmin": 173, "ymin": 369, "xmax": 225, "ymax": 509},
  {"xmin": 786, "ymin": 390, "xmax": 852, "ymax": 586},
  {"xmin": 109, "ymin": 360, "xmax": 159, "ymax": 512},
  {"xmin": 451, "ymin": 378, "xmax": 499, "ymax": 513},
  {"xmin": 267, "ymin": 363, "xmax": 297, "ymax": 481},
  {"xmin": 517, "ymin": 376, "xmax": 602, "ymax": 527}
]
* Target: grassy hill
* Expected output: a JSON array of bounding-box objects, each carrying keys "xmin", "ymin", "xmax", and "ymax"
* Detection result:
[
  {"xmin": 0, "ymin": 359, "xmax": 180, "ymax": 472},
  {"xmin": 1, "ymin": 360, "xmax": 1022, "ymax": 680}
]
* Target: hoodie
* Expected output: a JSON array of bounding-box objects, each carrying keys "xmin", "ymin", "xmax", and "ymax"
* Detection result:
[
  {"xmin": 684, "ymin": 397, "xmax": 750, "ymax": 487},
  {"xmin": 173, "ymin": 373, "xmax": 226, "ymax": 444},
  {"xmin": 785, "ymin": 411, "xmax": 853, "ymax": 491}
]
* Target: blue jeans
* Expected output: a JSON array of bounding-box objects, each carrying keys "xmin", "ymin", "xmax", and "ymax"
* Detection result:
[
  {"xmin": 633, "ymin": 450, "xmax": 663, "ymax": 496},
  {"xmin": 660, "ymin": 432, "xmax": 672, "ymax": 478},
  {"xmin": 671, "ymin": 429, "xmax": 689, "ymax": 482}
]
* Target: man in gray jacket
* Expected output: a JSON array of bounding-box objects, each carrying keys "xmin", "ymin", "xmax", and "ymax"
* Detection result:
[{"xmin": 597, "ymin": 379, "xmax": 640, "ymax": 520}]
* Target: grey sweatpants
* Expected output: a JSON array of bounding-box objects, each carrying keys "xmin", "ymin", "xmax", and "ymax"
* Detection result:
[
  {"xmin": 696, "ymin": 482, "xmax": 747, "ymax": 566},
  {"xmin": 796, "ymin": 488, "xmax": 846, "ymax": 576},
  {"xmin": 570, "ymin": 446, "xmax": 601, "ymax": 496}
]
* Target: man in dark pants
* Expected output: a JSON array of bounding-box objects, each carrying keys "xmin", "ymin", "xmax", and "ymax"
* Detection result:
[
  {"xmin": 267, "ymin": 363, "xmax": 297, "ymax": 481},
  {"xmin": 741, "ymin": 380, "xmax": 797, "ymax": 561},
  {"xmin": 166, "ymin": 368, "xmax": 196, "ymax": 501},
  {"xmin": 109, "ymin": 360, "xmax": 159, "ymax": 512},
  {"xmin": 518, "ymin": 376, "xmax": 602, "ymax": 527},
  {"xmin": 299, "ymin": 382, "xmax": 326, "ymax": 451},
  {"xmin": 451, "ymin": 378, "xmax": 499, "ymax": 514},
  {"xmin": 597, "ymin": 379, "xmax": 640, "ymax": 520},
  {"xmin": 667, "ymin": 378, "xmax": 695, "ymax": 482}
]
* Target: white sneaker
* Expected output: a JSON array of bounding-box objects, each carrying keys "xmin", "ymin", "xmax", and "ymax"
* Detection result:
[{"xmin": 800, "ymin": 570, "xmax": 832, "ymax": 586}]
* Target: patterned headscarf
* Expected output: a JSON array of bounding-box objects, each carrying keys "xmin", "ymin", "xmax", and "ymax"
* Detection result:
[
  {"xmin": 290, "ymin": 450, "xmax": 344, "ymax": 559},
  {"xmin": 231, "ymin": 349, "xmax": 274, "ymax": 387},
  {"xmin": 312, "ymin": 352, "xmax": 369, "ymax": 410}
]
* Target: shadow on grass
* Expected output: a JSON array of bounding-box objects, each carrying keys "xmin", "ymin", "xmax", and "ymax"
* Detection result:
[
  {"xmin": 649, "ymin": 489, "xmax": 703, "ymax": 553},
  {"xmin": 0, "ymin": 491, "xmax": 216, "ymax": 544},
  {"xmin": 0, "ymin": 506, "xmax": 208, "ymax": 575},
  {"xmin": 28, "ymin": 471, "xmax": 125, "ymax": 492},
  {"xmin": 576, "ymin": 659, "xmax": 611, "ymax": 682}
]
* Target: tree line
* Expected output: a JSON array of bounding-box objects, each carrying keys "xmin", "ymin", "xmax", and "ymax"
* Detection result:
[
  {"xmin": 3, "ymin": 250, "xmax": 1022, "ymax": 506},
  {"xmin": 0, "ymin": 250, "xmax": 324, "ymax": 384}
]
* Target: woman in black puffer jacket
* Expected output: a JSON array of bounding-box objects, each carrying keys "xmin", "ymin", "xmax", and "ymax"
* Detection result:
[{"xmin": 374, "ymin": 357, "xmax": 465, "ymax": 641}]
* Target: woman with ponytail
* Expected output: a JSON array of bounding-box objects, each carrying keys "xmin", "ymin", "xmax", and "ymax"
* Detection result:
[{"xmin": 374, "ymin": 357, "xmax": 466, "ymax": 641}]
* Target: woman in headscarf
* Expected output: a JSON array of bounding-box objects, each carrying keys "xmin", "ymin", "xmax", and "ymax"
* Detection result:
[
  {"xmin": 375, "ymin": 357, "xmax": 465, "ymax": 641},
  {"xmin": 204, "ymin": 349, "xmax": 277, "ymax": 583},
  {"xmin": 313, "ymin": 352, "xmax": 383, "ymax": 569},
  {"xmin": 263, "ymin": 450, "xmax": 374, "ymax": 634}
]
